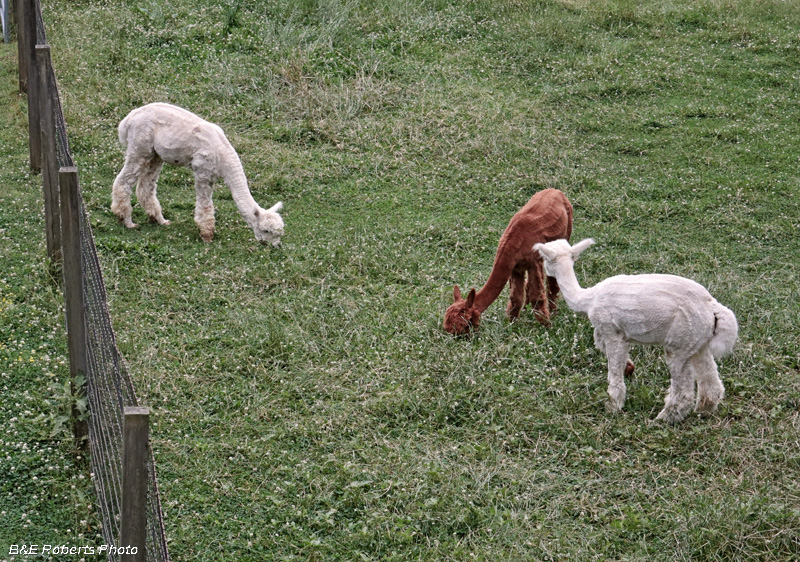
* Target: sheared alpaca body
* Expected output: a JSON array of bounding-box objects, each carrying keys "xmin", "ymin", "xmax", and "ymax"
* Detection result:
[
  {"xmin": 533, "ymin": 238, "xmax": 738, "ymax": 423},
  {"xmin": 443, "ymin": 188, "xmax": 573, "ymax": 335},
  {"xmin": 111, "ymin": 103, "xmax": 284, "ymax": 245}
]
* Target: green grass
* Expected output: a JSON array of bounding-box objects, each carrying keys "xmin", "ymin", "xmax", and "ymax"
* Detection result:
[
  {"xmin": 0, "ymin": 62, "xmax": 99, "ymax": 553},
  {"xmin": 3, "ymin": 0, "xmax": 800, "ymax": 560}
]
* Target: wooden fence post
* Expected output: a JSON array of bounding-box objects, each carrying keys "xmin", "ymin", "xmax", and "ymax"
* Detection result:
[
  {"xmin": 23, "ymin": 0, "xmax": 40, "ymax": 172},
  {"xmin": 59, "ymin": 167, "xmax": 88, "ymax": 448},
  {"xmin": 16, "ymin": 0, "xmax": 27, "ymax": 92},
  {"xmin": 121, "ymin": 407, "xmax": 149, "ymax": 562},
  {"xmin": 36, "ymin": 44, "xmax": 61, "ymax": 267}
]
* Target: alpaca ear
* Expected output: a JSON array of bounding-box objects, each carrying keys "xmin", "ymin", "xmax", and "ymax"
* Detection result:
[
  {"xmin": 465, "ymin": 288, "xmax": 476, "ymax": 307},
  {"xmin": 453, "ymin": 285, "xmax": 462, "ymax": 301},
  {"xmin": 571, "ymin": 238, "xmax": 595, "ymax": 259},
  {"xmin": 268, "ymin": 201, "xmax": 283, "ymax": 214},
  {"xmin": 533, "ymin": 242, "xmax": 554, "ymax": 261}
]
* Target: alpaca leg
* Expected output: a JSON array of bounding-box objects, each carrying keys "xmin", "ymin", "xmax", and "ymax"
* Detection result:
[
  {"xmin": 194, "ymin": 175, "xmax": 215, "ymax": 243},
  {"xmin": 601, "ymin": 335, "xmax": 629, "ymax": 413},
  {"xmin": 526, "ymin": 264, "xmax": 549, "ymax": 325},
  {"xmin": 135, "ymin": 159, "xmax": 170, "ymax": 225},
  {"xmin": 545, "ymin": 274, "xmax": 560, "ymax": 317},
  {"xmin": 111, "ymin": 158, "xmax": 148, "ymax": 228},
  {"xmin": 595, "ymin": 318, "xmax": 635, "ymax": 377},
  {"xmin": 656, "ymin": 351, "xmax": 696, "ymax": 424},
  {"xmin": 506, "ymin": 270, "xmax": 525, "ymax": 320},
  {"xmin": 693, "ymin": 347, "xmax": 725, "ymax": 415}
]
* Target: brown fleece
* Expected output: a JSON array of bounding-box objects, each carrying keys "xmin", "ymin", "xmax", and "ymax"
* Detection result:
[{"xmin": 443, "ymin": 188, "xmax": 573, "ymax": 336}]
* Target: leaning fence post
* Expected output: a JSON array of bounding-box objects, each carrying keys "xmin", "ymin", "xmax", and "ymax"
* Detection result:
[
  {"xmin": 37, "ymin": 43, "xmax": 61, "ymax": 268},
  {"xmin": 23, "ymin": 0, "xmax": 41, "ymax": 172},
  {"xmin": 59, "ymin": 166, "xmax": 88, "ymax": 448},
  {"xmin": 121, "ymin": 406, "xmax": 149, "ymax": 562}
]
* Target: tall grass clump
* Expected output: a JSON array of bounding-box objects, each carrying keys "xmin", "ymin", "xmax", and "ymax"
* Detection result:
[{"xmin": 4, "ymin": 0, "xmax": 800, "ymax": 560}]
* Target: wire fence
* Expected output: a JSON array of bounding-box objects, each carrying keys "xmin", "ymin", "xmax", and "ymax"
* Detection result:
[
  {"xmin": 81, "ymin": 208, "xmax": 170, "ymax": 562},
  {"xmin": 18, "ymin": 0, "xmax": 170, "ymax": 560}
]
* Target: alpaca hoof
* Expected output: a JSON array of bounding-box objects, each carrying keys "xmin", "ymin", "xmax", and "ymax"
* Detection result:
[
  {"xmin": 505, "ymin": 304, "xmax": 522, "ymax": 320},
  {"xmin": 624, "ymin": 360, "xmax": 635, "ymax": 378},
  {"xmin": 532, "ymin": 304, "xmax": 551, "ymax": 326},
  {"xmin": 149, "ymin": 216, "xmax": 171, "ymax": 226},
  {"xmin": 694, "ymin": 397, "xmax": 720, "ymax": 415},
  {"xmin": 198, "ymin": 226, "xmax": 214, "ymax": 242},
  {"xmin": 655, "ymin": 406, "xmax": 688, "ymax": 424},
  {"xmin": 606, "ymin": 384, "xmax": 626, "ymax": 414},
  {"xmin": 115, "ymin": 213, "xmax": 137, "ymax": 229}
]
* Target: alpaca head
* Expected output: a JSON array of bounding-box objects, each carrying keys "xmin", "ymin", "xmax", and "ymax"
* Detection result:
[
  {"xmin": 533, "ymin": 238, "xmax": 595, "ymax": 275},
  {"xmin": 252, "ymin": 202, "xmax": 284, "ymax": 247},
  {"xmin": 443, "ymin": 285, "xmax": 481, "ymax": 336}
]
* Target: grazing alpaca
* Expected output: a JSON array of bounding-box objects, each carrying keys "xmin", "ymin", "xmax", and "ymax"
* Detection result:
[
  {"xmin": 533, "ymin": 238, "xmax": 738, "ymax": 423},
  {"xmin": 443, "ymin": 188, "xmax": 573, "ymax": 335},
  {"xmin": 111, "ymin": 103, "xmax": 284, "ymax": 246}
]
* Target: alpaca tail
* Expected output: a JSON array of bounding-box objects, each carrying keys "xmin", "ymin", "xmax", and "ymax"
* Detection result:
[
  {"xmin": 709, "ymin": 301, "xmax": 738, "ymax": 359},
  {"xmin": 117, "ymin": 109, "xmax": 137, "ymax": 149},
  {"xmin": 118, "ymin": 116, "xmax": 130, "ymax": 148}
]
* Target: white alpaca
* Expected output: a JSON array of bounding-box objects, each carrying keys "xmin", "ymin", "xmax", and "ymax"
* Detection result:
[
  {"xmin": 111, "ymin": 103, "xmax": 284, "ymax": 246},
  {"xmin": 533, "ymin": 238, "xmax": 738, "ymax": 423}
]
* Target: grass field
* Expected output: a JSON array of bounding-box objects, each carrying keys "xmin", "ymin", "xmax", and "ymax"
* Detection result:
[{"xmin": 2, "ymin": 0, "xmax": 800, "ymax": 560}]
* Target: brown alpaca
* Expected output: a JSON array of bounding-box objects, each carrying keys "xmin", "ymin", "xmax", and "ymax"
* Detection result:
[{"xmin": 443, "ymin": 188, "xmax": 573, "ymax": 336}]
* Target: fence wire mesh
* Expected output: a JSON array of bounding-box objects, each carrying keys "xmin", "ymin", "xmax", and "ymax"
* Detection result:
[
  {"xmin": 30, "ymin": 1, "xmax": 170, "ymax": 560},
  {"xmin": 50, "ymin": 66, "xmax": 72, "ymax": 169},
  {"xmin": 34, "ymin": 0, "xmax": 44, "ymax": 45},
  {"xmin": 80, "ymin": 207, "xmax": 170, "ymax": 562}
]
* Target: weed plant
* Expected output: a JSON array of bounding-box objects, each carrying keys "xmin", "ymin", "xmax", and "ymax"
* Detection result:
[{"xmin": 3, "ymin": 0, "xmax": 800, "ymax": 560}]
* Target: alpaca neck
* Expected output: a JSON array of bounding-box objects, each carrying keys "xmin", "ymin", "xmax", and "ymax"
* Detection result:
[
  {"xmin": 550, "ymin": 262, "xmax": 592, "ymax": 314},
  {"xmin": 221, "ymin": 151, "xmax": 261, "ymax": 222},
  {"xmin": 473, "ymin": 257, "xmax": 516, "ymax": 312}
]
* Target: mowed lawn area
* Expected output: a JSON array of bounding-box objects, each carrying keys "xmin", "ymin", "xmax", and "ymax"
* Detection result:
[{"xmin": 1, "ymin": 0, "xmax": 799, "ymax": 560}]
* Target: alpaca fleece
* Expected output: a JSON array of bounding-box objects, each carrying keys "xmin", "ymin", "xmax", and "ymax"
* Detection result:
[
  {"xmin": 444, "ymin": 188, "xmax": 573, "ymax": 335},
  {"xmin": 534, "ymin": 238, "xmax": 738, "ymax": 423},
  {"xmin": 111, "ymin": 103, "xmax": 284, "ymax": 246}
]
